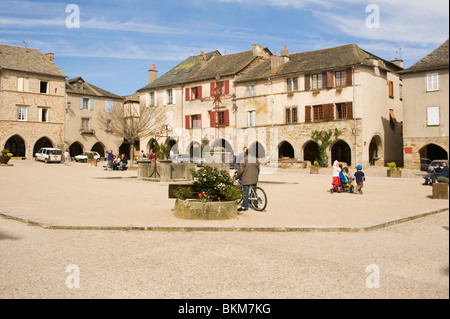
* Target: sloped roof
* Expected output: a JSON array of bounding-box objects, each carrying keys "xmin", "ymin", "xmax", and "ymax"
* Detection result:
[
  {"xmin": 136, "ymin": 51, "xmax": 219, "ymax": 92},
  {"xmin": 236, "ymin": 43, "xmax": 401, "ymax": 83},
  {"xmin": 0, "ymin": 43, "xmax": 66, "ymax": 78},
  {"xmin": 66, "ymin": 77, "xmax": 123, "ymax": 100},
  {"xmin": 401, "ymin": 39, "xmax": 449, "ymax": 73}
]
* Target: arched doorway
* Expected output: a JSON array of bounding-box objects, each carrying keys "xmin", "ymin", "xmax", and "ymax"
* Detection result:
[
  {"xmin": 249, "ymin": 141, "xmax": 265, "ymax": 158},
  {"xmin": 278, "ymin": 141, "xmax": 295, "ymax": 158},
  {"xmin": 165, "ymin": 137, "xmax": 178, "ymax": 155},
  {"xmin": 5, "ymin": 134, "xmax": 26, "ymax": 157},
  {"xmin": 147, "ymin": 138, "xmax": 158, "ymax": 154},
  {"xmin": 189, "ymin": 141, "xmax": 201, "ymax": 158},
  {"xmin": 369, "ymin": 135, "xmax": 382, "ymax": 165},
  {"xmin": 119, "ymin": 139, "xmax": 139, "ymax": 160},
  {"xmin": 69, "ymin": 142, "xmax": 83, "ymax": 157},
  {"xmin": 331, "ymin": 140, "xmax": 352, "ymax": 166},
  {"xmin": 303, "ymin": 141, "xmax": 320, "ymax": 164},
  {"xmin": 419, "ymin": 144, "xmax": 448, "ymax": 161},
  {"xmin": 33, "ymin": 137, "xmax": 53, "ymax": 155},
  {"xmin": 91, "ymin": 142, "xmax": 105, "ymax": 157}
]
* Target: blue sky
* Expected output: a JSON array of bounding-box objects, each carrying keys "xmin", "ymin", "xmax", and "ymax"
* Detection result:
[{"xmin": 1, "ymin": 0, "xmax": 448, "ymax": 96}]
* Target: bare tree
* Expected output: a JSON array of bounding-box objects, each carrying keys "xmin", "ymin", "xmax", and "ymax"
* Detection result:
[{"xmin": 98, "ymin": 99, "xmax": 166, "ymax": 167}]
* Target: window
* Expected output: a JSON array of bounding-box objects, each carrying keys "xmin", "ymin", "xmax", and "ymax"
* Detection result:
[
  {"xmin": 248, "ymin": 110, "xmax": 256, "ymax": 127},
  {"xmin": 106, "ymin": 120, "xmax": 112, "ymax": 132},
  {"xmin": 336, "ymin": 103, "xmax": 347, "ymax": 119},
  {"xmin": 190, "ymin": 86, "xmax": 202, "ymax": 100},
  {"xmin": 285, "ymin": 107, "xmax": 297, "ymax": 124},
  {"xmin": 313, "ymin": 105, "xmax": 323, "ymax": 121},
  {"xmin": 388, "ymin": 81, "xmax": 394, "ymax": 98},
  {"xmin": 106, "ymin": 100, "xmax": 113, "ymax": 113},
  {"xmin": 246, "ymin": 84, "xmax": 255, "ymax": 97},
  {"xmin": 399, "ymin": 84, "xmax": 403, "ymax": 100},
  {"xmin": 427, "ymin": 73, "xmax": 439, "ymax": 91},
  {"xmin": 209, "ymin": 110, "xmax": 230, "ymax": 127},
  {"xmin": 76, "ymin": 81, "xmax": 83, "ymax": 90},
  {"xmin": 17, "ymin": 77, "xmax": 29, "ymax": 92},
  {"xmin": 83, "ymin": 98, "xmax": 89, "ymax": 110},
  {"xmin": 166, "ymin": 89, "xmax": 174, "ymax": 105},
  {"xmin": 312, "ymin": 74, "xmax": 322, "ymax": 90},
  {"xmin": 427, "ymin": 106, "xmax": 440, "ymax": 126},
  {"xmin": 146, "ymin": 92, "xmax": 156, "ymax": 107},
  {"xmin": 81, "ymin": 118, "xmax": 90, "ymax": 131},
  {"xmin": 287, "ymin": 78, "xmax": 298, "ymax": 92},
  {"xmin": 39, "ymin": 108, "xmax": 49, "ymax": 122},
  {"xmin": 191, "ymin": 114, "xmax": 201, "ymax": 128},
  {"xmin": 40, "ymin": 81, "xmax": 49, "ymax": 94},
  {"xmin": 80, "ymin": 98, "xmax": 93, "ymax": 110},
  {"xmin": 17, "ymin": 106, "xmax": 27, "ymax": 121},
  {"xmin": 335, "ymin": 71, "xmax": 346, "ymax": 87}
]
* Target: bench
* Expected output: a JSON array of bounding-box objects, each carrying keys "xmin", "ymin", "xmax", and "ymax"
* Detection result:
[{"xmin": 168, "ymin": 183, "xmax": 197, "ymax": 199}]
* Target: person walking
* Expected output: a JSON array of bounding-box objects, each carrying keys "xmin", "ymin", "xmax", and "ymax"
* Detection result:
[
  {"xmin": 353, "ymin": 165, "xmax": 366, "ymax": 194},
  {"xmin": 235, "ymin": 148, "xmax": 260, "ymax": 212},
  {"xmin": 64, "ymin": 149, "xmax": 70, "ymax": 166},
  {"xmin": 106, "ymin": 150, "xmax": 114, "ymax": 171},
  {"xmin": 330, "ymin": 160, "xmax": 341, "ymax": 193}
]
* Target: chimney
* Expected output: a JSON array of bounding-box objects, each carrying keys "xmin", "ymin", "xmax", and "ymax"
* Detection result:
[
  {"xmin": 44, "ymin": 53, "xmax": 54, "ymax": 63},
  {"xmin": 199, "ymin": 51, "xmax": 207, "ymax": 67},
  {"xmin": 390, "ymin": 58, "xmax": 404, "ymax": 68},
  {"xmin": 271, "ymin": 46, "xmax": 289, "ymax": 70},
  {"xmin": 281, "ymin": 45, "xmax": 289, "ymax": 57},
  {"xmin": 148, "ymin": 63, "xmax": 157, "ymax": 84}
]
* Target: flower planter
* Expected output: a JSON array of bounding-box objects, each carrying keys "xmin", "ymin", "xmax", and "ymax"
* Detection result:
[
  {"xmin": 310, "ymin": 166, "xmax": 319, "ymax": 174},
  {"xmin": 387, "ymin": 169, "xmax": 401, "ymax": 178},
  {"xmin": 0, "ymin": 155, "xmax": 11, "ymax": 164},
  {"xmin": 432, "ymin": 183, "xmax": 449, "ymax": 200},
  {"xmin": 173, "ymin": 199, "xmax": 237, "ymax": 220}
]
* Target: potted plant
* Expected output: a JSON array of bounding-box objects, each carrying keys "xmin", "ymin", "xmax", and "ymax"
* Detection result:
[
  {"xmin": 156, "ymin": 144, "xmax": 171, "ymax": 162},
  {"xmin": 87, "ymin": 152, "xmax": 97, "ymax": 166},
  {"xmin": 386, "ymin": 162, "xmax": 401, "ymax": 177},
  {"xmin": 173, "ymin": 165, "xmax": 242, "ymax": 220},
  {"xmin": 310, "ymin": 160, "xmax": 320, "ymax": 174},
  {"xmin": 0, "ymin": 149, "xmax": 13, "ymax": 164}
]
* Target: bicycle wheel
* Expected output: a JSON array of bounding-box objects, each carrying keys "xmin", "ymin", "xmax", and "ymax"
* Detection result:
[{"xmin": 250, "ymin": 186, "xmax": 267, "ymax": 211}]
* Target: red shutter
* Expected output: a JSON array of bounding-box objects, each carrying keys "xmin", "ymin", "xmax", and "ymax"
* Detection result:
[
  {"xmin": 322, "ymin": 72, "xmax": 327, "ymax": 88},
  {"xmin": 324, "ymin": 103, "xmax": 334, "ymax": 121},
  {"xmin": 198, "ymin": 85, "xmax": 202, "ymax": 99},
  {"xmin": 224, "ymin": 110, "xmax": 230, "ymax": 126},
  {"xmin": 327, "ymin": 71, "xmax": 334, "ymax": 88},
  {"xmin": 198, "ymin": 114, "xmax": 202, "ymax": 128},
  {"xmin": 210, "ymin": 111, "xmax": 216, "ymax": 127},
  {"xmin": 305, "ymin": 105, "xmax": 311, "ymax": 122},
  {"xmin": 224, "ymin": 80, "xmax": 230, "ymax": 94},
  {"xmin": 185, "ymin": 115, "xmax": 191, "ymax": 129},
  {"xmin": 346, "ymin": 101, "xmax": 353, "ymax": 119},
  {"xmin": 304, "ymin": 74, "xmax": 310, "ymax": 91},
  {"xmin": 185, "ymin": 87, "xmax": 190, "ymax": 101},
  {"xmin": 346, "ymin": 68, "xmax": 353, "ymax": 86},
  {"xmin": 210, "ymin": 82, "xmax": 215, "ymax": 96}
]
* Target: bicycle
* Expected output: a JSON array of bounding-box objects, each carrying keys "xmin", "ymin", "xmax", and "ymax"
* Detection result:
[{"xmin": 237, "ymin": 184, "xmax": 268, "ymax": 212}]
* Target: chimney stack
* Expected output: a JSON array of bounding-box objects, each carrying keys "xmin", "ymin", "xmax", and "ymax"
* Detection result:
[
  {"xmin": 281, "ymin": 45, "xmax": 289, "ymax": 57},
  {"xmin": 390, "ymin": 58, "xmax": 404, "ymax": 68},
  {"xmin": 148, "ymin": 63, "xmax": 157, "ymax": 84},
  {"xmin": 44, "ymin": 53, "xmax": 54, "ymax": 63},
  {"xmin": 199, "ymin": 51, "xmax": 207, "ymax": 67},
  {"xmin": 271, "ymin": 46, "xmax": 289, "ymax": 70}
]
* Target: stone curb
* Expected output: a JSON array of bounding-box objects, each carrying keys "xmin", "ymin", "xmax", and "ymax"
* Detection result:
[{"xmin": 1, "ymin": 207, "xmax": 448, "ymax": 233}]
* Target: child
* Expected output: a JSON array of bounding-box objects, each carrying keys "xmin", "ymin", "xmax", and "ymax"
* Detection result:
[
  {"xmin": 353, "ymin": 165, "xmax": 365, "ymax": 194},
  {"xmin": 330, "ymin": 160, "xmax": 341, "ymax": 193}
]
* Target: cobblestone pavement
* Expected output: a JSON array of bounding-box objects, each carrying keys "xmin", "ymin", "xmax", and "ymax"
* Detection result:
[{"xmin": 0, "ymin": 160, "xmax": 448, "ymax": 299}]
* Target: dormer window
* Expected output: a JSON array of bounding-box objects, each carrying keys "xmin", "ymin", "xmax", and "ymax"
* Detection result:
[{"xmin": 76, "ymin": 81, "xmax": 83, "ymax": 90}]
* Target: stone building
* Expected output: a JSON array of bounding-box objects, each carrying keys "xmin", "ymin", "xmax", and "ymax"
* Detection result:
[
  {"xmin": 400, "ymin": 39, "xmax": 449, "ymax": 169},
  {"xmin": 0, "ymin": 44, "xmax": 67, "ymax": 158},
  {"xmin": 136, "ymin": 43, "xmax": 403, "ymax": 168},
  {"xmin": 65, "ymin": 77, "xmax": 124, "ymax": 159}
]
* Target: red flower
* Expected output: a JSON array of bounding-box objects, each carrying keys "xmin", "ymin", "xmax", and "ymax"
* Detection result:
[{"xmin": 198, "ymin": 193, "xmax": 202, "ymax": 197}]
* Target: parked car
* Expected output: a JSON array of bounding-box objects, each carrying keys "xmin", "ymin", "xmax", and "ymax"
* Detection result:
[
  {"xmin": 427, "ymin": 159, "xmax": 448, "ymax": 173},
  {"xmin": 194, "ymin": 157, "xmax": 206, "ymax": 167},
  {"xmin": 74, "ymin": 151, "xmax": 101, "ymax": 162},
  {"xmin": 420, "ymin": 158, "xmax": 431, "ymax": 171},
  {"xmin": 34, "ymin": 148, "xmax": 62, "ymax": 163},
  {"xmin": 177, "ymin": 154, "xmax": 192, "ymax": 163},
  {"xmin": 169, "ymin": 154, "xmax": 178, "ymax": 163}
]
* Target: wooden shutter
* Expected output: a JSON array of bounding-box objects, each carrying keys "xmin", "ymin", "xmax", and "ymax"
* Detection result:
[
  {"xmin": 388, "ymin": 81, "xmax": 394, "ymax": 98},
  {"xmin": 210, "ymin": 111, "xmax": 216, "ymax": 127},
  {"xmin": 327, "ymin": 71, "xmax": 334, "ymax": 88},
  {"xmin": 79, "ymin": 97, "xmax": 83, "ymax": 109},
  {"xmin": 89, "ymin": 99, "xmax": 94, "ymax": 111},
  {"xmin": 324, "ymin": 103, "xmax": 334, "ymax": 121},
  {"xmin": 305, "ymin": 105, "xmax": 311, "ymax": 122},
  {"xmin": 198, "ymin": 85, "xmax": 202, "ymax": 99},
  {"xmin": 322, "ymin": 72, "xmax": 327, "ymax": 88},
  {"xmin": 185, "ymin": 115, "xmax": 191, "ymax": 129},
  {"xmin": 346, "ymin": 68, "xmax": 353, "ymax": 86},
  {"xmin": 304, "ymin": 74, "xmax": 310, "ymax": 91},
  {"xmin": 210, "ymin": 82, "xmax": 215, "ymax": 96},
  {"xmin": 346, "ymin": 101, "xmax": 353, "ymax": 119},
  {"xmin": 224, "ymin": 80, "xmax": 230, "ymax": 94},
  {"xmin": 224, "ymin": 110, "xmax": 230, "ymax": 126},
  {"xmin": 197, "ymin": 114, "xmax": 202, "ymax": 128},
  {"xmin": 185, "ymin": 87, "xmax": 190, "ymax": 101}
]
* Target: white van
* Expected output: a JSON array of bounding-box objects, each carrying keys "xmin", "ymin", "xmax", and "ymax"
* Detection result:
[{"xmin": 35, "ymin": 148, "xmax": 62, "ymax": 163}]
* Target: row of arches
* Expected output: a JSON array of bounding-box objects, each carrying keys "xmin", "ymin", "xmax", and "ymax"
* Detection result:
[{"xmin": 4, "ymin": 134, "xmax": 56, "ymax": 157}]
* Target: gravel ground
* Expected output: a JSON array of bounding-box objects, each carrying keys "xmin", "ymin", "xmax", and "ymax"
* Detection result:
[{"xmin": 0, "ymin": 211, "xmax": 448, "ymax": 299}]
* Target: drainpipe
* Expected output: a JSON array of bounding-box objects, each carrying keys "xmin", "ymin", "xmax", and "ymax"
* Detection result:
[
  {"xmin": 268, "ymin": 77, "xmax": 274, "ymax": 162},
  {"xmin": 181, "ymin": 84, "xmax": 184, "ymax": 154},
  {"xmin": 353, "ymin": 66, "xmax": 357, "ymax": 165}
]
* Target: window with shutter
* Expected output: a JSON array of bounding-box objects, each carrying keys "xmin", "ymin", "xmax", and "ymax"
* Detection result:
[
  {"xmin": 185, "ymin": 115, "xmax": 191, "ymax": 129},
  {"xmin": 346, "ymin": 101, "xmax": 353, "ymax": 119},
  {"xmin": 185, "ymin": 87, "xmax": 190, "ymax": 101},
  {"xmin": 427, "ymin": 106, "xmax": 440, "ymax": 126},
  {"xmin": 388, "ymin": 81, "xmax": 394, "ymax": 98},
  {"xmin": 346, "ymin": 68, "xmax": 353, "ymax": 86},
  {"xmin": 427, "ymin": 73, "xmax": 439, "ymax": 91},
  {"xmin": 313, "ymin": 105, "xmax": 323, "ymax": 121}
]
